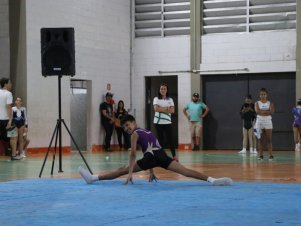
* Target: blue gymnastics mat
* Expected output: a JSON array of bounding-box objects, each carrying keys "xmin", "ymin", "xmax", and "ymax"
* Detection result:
[{"xmin": 0, "ymin": 179, "xmax": 301, "ymax": 226}]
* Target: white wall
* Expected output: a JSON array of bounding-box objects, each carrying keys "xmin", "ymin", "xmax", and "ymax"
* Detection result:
[
  {"xmin": 133, "ymin": 36, "xmax": 191, "ymax": 144},
  {"xmin": 21, "ymin": 1, "xmax": 299, "ymax": 149},
  {"xmin": 25, "ymin": 0, "xmax": 131, "ymax": 148},
  {"xmin": 201, "ymin": 30, "xmax": 296, "ymax": 74},
  {"xmin": 0, "ymin": 0, "xmax": 9, "ymax": 78}
]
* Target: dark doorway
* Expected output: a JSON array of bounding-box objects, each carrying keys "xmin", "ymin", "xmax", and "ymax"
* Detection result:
[
  {"xmin": 203, "ymin": 73, "xmax": 295, "ymax": 150},
  {"xmin": 145, "ymin": 76, "xmax": 178, "ymax": 148}
]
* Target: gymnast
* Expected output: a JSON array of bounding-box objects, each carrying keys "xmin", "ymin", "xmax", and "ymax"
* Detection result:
[{"xmin": 79, "ymin": 114, "xmax": 233, "ymax": 186}]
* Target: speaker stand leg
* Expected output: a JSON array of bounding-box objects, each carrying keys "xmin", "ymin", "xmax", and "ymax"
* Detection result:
[
  {"xmin": 62, "ymin": 119, "xmax": 93, "ymax": 174},
  {"xmin": 39, "ymin": 120, "xmax": 60, "ymax": 178}
]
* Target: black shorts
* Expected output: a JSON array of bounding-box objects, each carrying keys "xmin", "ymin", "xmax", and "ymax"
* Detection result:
[
  {"xmin": 0, "ymin": 120, "xmax": 9, "ymax": 141},
  {"xmin": 136, "ymin": 149, "xmax": 173, "ymax": 170}
]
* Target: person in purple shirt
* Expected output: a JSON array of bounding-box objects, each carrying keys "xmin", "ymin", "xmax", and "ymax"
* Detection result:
[
  {"xmin": 292, "ymin": 99, "xmax": 301, "ymax": 151},
  {"xmin": 79, "ymin": 114, "xmax": 232, "ymax": 186}
]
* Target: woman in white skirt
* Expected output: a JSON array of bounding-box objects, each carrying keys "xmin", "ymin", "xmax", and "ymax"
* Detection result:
[{"xmin": 254, "ymin": 88, "xmax": 275, "ymax": 160}]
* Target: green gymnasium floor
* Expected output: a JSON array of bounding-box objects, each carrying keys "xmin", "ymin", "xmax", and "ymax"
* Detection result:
[{"xmin": 0, "ymin": 150, "xmax": 300, "ymax": 183}]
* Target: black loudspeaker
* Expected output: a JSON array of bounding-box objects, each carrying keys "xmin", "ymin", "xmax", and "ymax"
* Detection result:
[{"xmin": 41, "ymin": 27, "xmax": 75, "ymax": 76}]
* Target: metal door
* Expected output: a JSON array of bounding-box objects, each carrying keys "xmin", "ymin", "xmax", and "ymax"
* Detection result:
[{"xmin": 203, "ymin": 73, "xmax": 295, "ymax": 150}]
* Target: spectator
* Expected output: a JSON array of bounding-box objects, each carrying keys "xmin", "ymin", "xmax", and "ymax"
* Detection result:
[
  {"xmin": 292, "ymin": 99, "xmax": 301, "ymax": 151},
  {"xmin": 115, "ymin": 100, "xmax": 131, "ymax": 150},
  {"xmin": 0, "ymin": 78, "xmax": 17, "ymax": 159},
  {"xmin": 238, "ymin": 94, "xmax": 257, "ymax": 154},
  {"xmin": 100, "ymin": 92, "xmax": 115, "ymax": 151},
  {"xmin": 254, "ymin": 88, "xmax": 275, "ymax": 160},
  {"xmin": 183, "ymin": 93, "xmax": 209, "ymax": 150},
  {"xmin": 153, "ymin": 83, "xmax": 178, "ymax": 161},
  {"xmin": 12, "ymin": 97, "xmax": 28, "ymax": 158}
]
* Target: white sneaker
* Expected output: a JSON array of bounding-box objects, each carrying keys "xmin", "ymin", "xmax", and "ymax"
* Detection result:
[
  {"xmin": 78, "ymin": 166, "xmax": 94, "ymax": 184},
  {"xmin": 250, "ymin": 148, "xmax": 257, "ymax": 154},
  {"xmin": 21, "ymin": 151, "xmax": 26, "ymax": 158},
  {"xmin": 295, "ymin": 143, "xmax": 300, "ymax": 152},
  {"xmin": 212, "ymin": 177, "xmax": 233, "ymax": 186},
  {"xmin": 238, "ymin": 148, "xmax": 247, "ymax": 154}
]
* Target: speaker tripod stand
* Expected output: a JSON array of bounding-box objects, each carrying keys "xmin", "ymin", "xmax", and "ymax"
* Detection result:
[{"xmin": 39, "ymin": 75, "xmax": 93, "ymax": 177}]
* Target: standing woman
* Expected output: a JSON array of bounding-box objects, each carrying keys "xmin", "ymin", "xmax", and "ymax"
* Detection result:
[
  {"xmin": 115, "ymin": 100, "xmax": 131, "ymax": 150},
  {"xmin": 153, "ymin": 83, "xmax": 178, "ymax": 161},
  {"xmin": 254, "ymin": 88, "xmax": 275, "ymax": 160}
]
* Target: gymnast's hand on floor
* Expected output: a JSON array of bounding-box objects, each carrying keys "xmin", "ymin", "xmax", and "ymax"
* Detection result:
[
  {"xmin": 124, "ymin": 174, "xmax": 134, "ymax": 185},
  {"xmin": 149, "ymin": 169, "xmax": 158, "ymax": 182},
  {"xmin": 149, "ymin": 173, "xmax": 158, "ymax": 182}
]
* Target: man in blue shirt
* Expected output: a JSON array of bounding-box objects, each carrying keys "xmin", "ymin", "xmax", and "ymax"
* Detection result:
[{"xmin": 183, "ymin": 93, "xmax": 209, "ymax": 150}]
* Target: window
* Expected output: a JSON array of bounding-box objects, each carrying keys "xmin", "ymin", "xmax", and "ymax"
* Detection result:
[
  {"xmin": 202, "ymin": 0, "xmax": 296, "ymax": 35},
  {"xmin": 70, "ymin": 80, "xmax": 87, "ymax": 94},
  {"xmin": 135, "ymin": 0, "xmax": 191, "ymax": 37}
]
